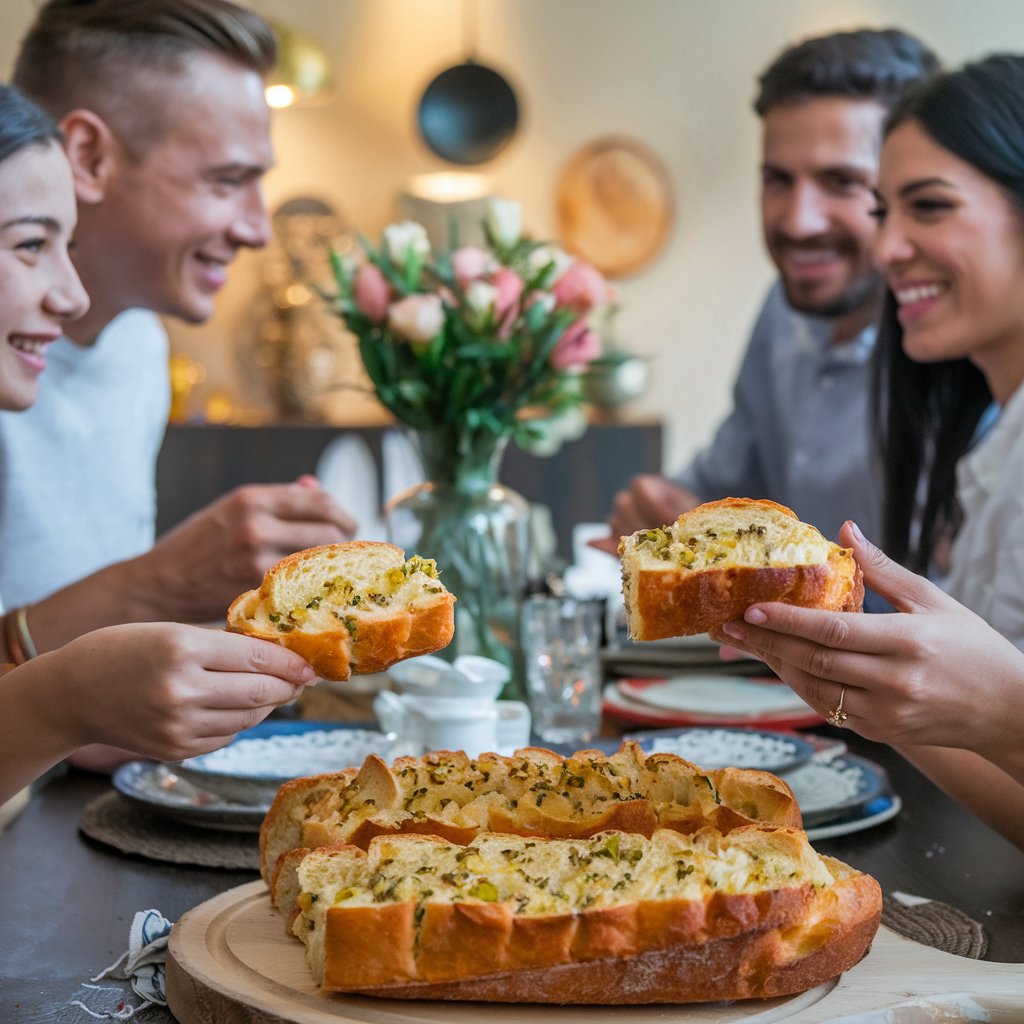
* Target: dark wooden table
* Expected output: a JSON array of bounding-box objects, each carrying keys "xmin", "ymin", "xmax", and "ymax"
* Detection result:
[{"xmin": 2, "ymin": 731, "xmax": 1022, "ymax": 1021}]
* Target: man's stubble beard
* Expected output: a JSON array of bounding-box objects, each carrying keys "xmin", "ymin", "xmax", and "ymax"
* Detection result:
[{"xmin": 781, "ymin": 269, "xmax": 885, "ymax": 322}]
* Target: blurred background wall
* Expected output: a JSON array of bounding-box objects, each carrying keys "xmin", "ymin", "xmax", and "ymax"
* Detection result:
[{"xmin": 2, "ymin": 0, "xmax": 1022, "ymax": 470}]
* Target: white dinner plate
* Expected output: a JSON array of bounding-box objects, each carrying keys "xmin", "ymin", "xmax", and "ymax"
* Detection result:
[
  {"xmin": 618, "ymin": 675, "xmax": 812, "ymax": 716},
  {"xmin": 174, "ymin": 722, "xmax": 395, "ymax": 805},
  {"xmin": 602, "ymin": 681, "xmax": 824, "ymax": 730}
]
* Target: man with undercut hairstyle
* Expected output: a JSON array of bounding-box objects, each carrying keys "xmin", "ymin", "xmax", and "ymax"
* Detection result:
[{"xmin": 0, "ymin": 0, "xmax": 357, "ymax": 763}]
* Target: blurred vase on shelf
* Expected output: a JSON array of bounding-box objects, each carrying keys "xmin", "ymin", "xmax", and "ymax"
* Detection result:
[
  {"xmin": 328, "ymin": 199, "xmax": 615, "ymax": 695},
  {"xmin": 581, "ymin": 304, "xmax": 649, "ymax": 414},
  {"xmin": 240, "ymin": 197, "xmax": 382, "ymax": 423},
  {"xmin": 582, "ymin": 352, "xmax": 649, "ymax": 410}
]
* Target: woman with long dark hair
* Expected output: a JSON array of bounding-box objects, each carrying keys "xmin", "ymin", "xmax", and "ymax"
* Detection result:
[{"xmin": 722, "ymin": 55, "xmax": 1024, "ymax": 850}]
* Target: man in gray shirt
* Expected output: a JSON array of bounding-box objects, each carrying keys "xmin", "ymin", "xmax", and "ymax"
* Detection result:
[{"xmin": 600, "ymin": 28, "xmax": 939, "ymax": 547}]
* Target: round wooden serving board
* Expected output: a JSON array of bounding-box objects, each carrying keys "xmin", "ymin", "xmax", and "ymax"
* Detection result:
[{"xmin": 166, "ymin": 880, "xmax": 1024, "ymax": 1024}]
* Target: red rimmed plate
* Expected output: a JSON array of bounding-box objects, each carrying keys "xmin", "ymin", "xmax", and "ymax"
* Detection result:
[{"xmin": 603, "ymin": 676, "xmax": 823, "ymax": 729}]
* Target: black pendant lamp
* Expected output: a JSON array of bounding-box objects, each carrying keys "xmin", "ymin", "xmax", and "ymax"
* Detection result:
[{"xmin": 416, "ymin": 0, "xmax": 519, "ymax": 165}]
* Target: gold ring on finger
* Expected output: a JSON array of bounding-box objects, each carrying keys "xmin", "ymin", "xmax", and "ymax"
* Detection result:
[{"xmin": 826, "ymin": 686, "xmax": 849, "ymax": 728}]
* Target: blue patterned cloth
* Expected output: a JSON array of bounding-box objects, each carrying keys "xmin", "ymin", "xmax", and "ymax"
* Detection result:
[{"xmin": 69, "ymin": 909, "xmax": 172, "ymax": 1020}]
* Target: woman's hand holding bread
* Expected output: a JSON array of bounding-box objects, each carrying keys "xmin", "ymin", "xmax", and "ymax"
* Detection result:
[
  {"xmin": 0, "ymin": 623, "xmax": 317, "ymax": 803},
  {"xmin": 720, "ymin": 521, "xmax": 1024, "ymax": 773},
  {"xmin": 720, "ymin": 521, "xmax": 1024, "ymax": 850}
]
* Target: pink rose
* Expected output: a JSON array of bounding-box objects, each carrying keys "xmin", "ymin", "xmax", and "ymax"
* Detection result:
[
  {"xmin": 493, "ymin": 267, "xmax": 524, "ymax": 335},
  {"xmin": 353, "ymin": 263, "xmax": 391, "ymax": 323},
  {"xmin": 550, "ymin": 318, "xmax": 601, "ymax": 369},
  {"xmin": 552, "ymin": 260, "xmax": 608, "ymax": 315},
  {"xmin": 451, "ymin": 246, "xmax": 494, "ymax": 290},
  {"xmin": 388, "ymin": 293, "xmax": 445, "ymax": 344}
]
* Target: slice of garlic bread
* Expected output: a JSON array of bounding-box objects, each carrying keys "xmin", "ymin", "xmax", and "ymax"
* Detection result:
[
  {"xmin": 227, "ymin": 541, "xmax": 455, "ymax": 680},
  {"xmin": 620, "ymin": 498, "xmax": 863, "ymax": 641}
]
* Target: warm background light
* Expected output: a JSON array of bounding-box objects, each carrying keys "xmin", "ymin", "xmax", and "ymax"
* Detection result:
[
  {"xmin": 265, "ymin": 83, "xmax": 298, "ymax": 109},
  {"xmin": 405, "ymin": 172, "xmax": 493, "ymax": 202},
  {"xmin": 3, "ymin": 1, "xmax": 1023, "ymax": 465},
  {"xmin": 264, "ymin": 21, "xmax": 332, "ymax": 109}
]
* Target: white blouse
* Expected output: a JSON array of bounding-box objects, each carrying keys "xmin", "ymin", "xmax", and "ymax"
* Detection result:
[{"xmin": 945, "ymin": 380, "xmax": 1024, "ymax": 650}]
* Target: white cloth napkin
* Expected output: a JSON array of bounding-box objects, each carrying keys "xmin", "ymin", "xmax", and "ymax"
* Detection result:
[{"xmin": 69, "ymin": 909, "xmax": 172, "ymax": 1020}]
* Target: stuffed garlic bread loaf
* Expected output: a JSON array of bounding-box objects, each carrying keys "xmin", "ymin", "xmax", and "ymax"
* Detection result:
[
  {"xmin": 260, "ymin": 741, "xmax": 801, "ymax": 915},
  {"xmin": 620, "ymin": 497, "xmax": 863, "ymax": 641},
  {"xmin": 291, "ymin": 827, "xmax": 882, "ymax": 1003},
  {"xmin": 227, "ymin": 541, "xmax": 455, "ymax": 680}
]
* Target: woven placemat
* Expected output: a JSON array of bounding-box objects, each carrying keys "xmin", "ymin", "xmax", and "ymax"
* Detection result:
[
  {"xmin": 882, "ymin": 892, "xmax": 988, "ymax": 959},
  {"xmin": 79, "ymin": 792, "xmax": 260, "ymax": 870}
]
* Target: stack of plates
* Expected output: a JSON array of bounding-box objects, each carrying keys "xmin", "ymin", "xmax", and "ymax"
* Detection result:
[
  {"xmin": 604, "ymin": 674, "xmax": 823, "ymax": 729},
  {"xmin": 601, "ymin": 633, "xmax": 769, "ymax": 677},
  {"xmin": 112, "ymin": 720, "xmax": 394, "ymax": 833},
  {"xmin": 111, "ymin": 717, "xmax": 900, "ymax": 842}
]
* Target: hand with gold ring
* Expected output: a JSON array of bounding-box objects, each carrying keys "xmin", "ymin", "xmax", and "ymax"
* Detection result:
[{"xmin": 718, "ymin": 521, "xmax": 1024, "ymax": 777}]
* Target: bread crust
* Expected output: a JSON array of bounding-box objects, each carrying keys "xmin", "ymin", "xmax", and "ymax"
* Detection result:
[
  {"xmin": 620, "ymin": 498, "xmax": 864, "ymax": 641},
  {"xmin": 226, "ymin": 541, "xmax": 456, "ymax": 680},
  {"xmin": 309, "ymin": 839, "xmax": 881, "ymax": 1002},
  {"xmin": 259, "ymin": 769, "xmax": 358, "ymax": 886}
]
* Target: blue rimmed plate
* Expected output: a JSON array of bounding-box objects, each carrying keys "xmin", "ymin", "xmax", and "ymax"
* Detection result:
[
  {"xmin": 623, "ymin": 726, "xmax": 815, "ymax": 775},
  {"xmin": 112, "ymin": 760, "xmax": 268, "ymax": 833},
  {"xmin": 785, "ymin": 753, "xmax": 890, "ymax": 827},
  {"xmin": 805, "ymin": 792, "xmax": 902, "ymax": 841},
  {"xmin": 171, "ymin": 719, "xmax": 395, "ymax": 805}
]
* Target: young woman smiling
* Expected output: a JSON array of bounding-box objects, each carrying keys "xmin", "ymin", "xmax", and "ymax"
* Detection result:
[
  {"xmin": 0, "ymin": 85, "xmax": 316, "ymax": 806},
  {"xmin": 721, "ymin": 55, "xmax": 1024, "ymax": 851},
  {"xmin": 873, "ymin": 54, "xmax": 1024, "ymax": 643}
]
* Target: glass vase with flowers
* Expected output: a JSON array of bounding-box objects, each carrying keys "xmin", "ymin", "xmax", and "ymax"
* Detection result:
[{"xmin": 328, "ymin": 199, "xmax": 612, "ymax": 696}]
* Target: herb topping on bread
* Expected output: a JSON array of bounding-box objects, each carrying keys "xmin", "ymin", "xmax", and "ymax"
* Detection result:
[
  {"xmin": 291, "ymin": 827, "xmax": 882, "ymax": 1002},
  {"xmin": 619, "ymin": 497, "xmax": 863, "ymax": 641},
  {"xmin": 227, "ymin": 541, "xmax": 455, "ymax": 680},
  {"xmin": 259, "ymin": 741, "xmax": 802, "ymax": 908}
]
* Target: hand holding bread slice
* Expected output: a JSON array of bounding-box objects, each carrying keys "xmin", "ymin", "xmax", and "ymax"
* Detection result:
[
  {"xmin": 227, "ymin": 541, "xmax": 455, "ymax": 680},
  {"xmin": 619, "ymin": 497, "xmax": 863, "ymax": 641}
]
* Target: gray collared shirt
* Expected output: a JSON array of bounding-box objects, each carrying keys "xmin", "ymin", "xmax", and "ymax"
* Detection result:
[{"xmin": 672, "ymin": 282, "xmax": 879, "ymax": 544}]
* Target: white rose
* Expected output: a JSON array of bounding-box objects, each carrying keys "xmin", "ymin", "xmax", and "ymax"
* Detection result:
[
  {"xmin": 383, "ymin": 221, "xmax": 431, "ymax": 266},
  {"xmin": 519, "ymin": 406, "xmax": 589, "ymax": 456},
  {"xmin": 387, "ymin": 293, "xmax": 444, "ymax": 344},
  {"xmin": 464, "ymin": 280, "xmax": 499, "ymax": 331},
  {"xmin": 528, "ymin": 244, "xmax": 573, "ymax": 284},
  {"xmin": 485, "ymin": 197, "xmax": 522, "ymax": 248},
  {"xmin": 527, "ymin": 291, "xmax": 557, "ymax": 315}
]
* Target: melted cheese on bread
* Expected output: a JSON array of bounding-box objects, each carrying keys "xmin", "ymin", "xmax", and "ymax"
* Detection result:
[{"xmin": 629, "ymin": 503, "xmax": 832, "ymax": 572}]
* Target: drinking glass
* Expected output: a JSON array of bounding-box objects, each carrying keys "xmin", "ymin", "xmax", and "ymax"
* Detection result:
[{"xmin": 520, "ymin": 594, "xmax": 604, "ymax": 745}]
